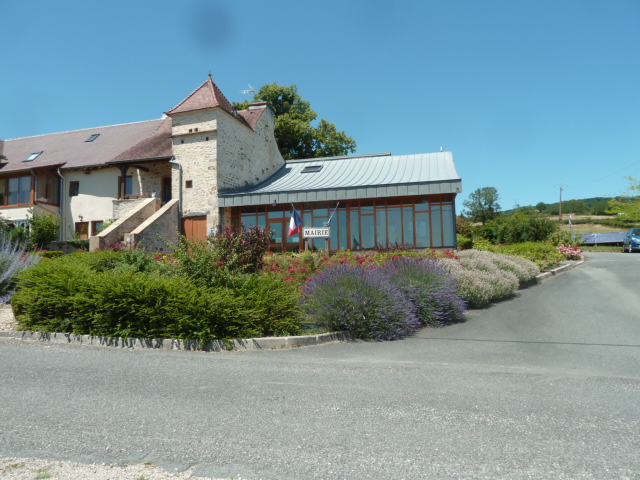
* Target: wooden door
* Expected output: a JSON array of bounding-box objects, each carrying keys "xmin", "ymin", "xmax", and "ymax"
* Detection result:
[{"xmin": 182, "ymin": 215, "xmax": 208, "ymax": 241}]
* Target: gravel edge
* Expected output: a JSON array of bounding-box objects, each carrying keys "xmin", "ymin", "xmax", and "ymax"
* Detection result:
[{"xmin": 0, "ymin": 457, "xmax": 224, "ymax": 480}]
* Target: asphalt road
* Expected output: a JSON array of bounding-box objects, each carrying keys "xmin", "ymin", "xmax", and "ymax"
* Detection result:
[{"xmin": 1, "ymin": 252, "xmax": 639, "ymax": 480}]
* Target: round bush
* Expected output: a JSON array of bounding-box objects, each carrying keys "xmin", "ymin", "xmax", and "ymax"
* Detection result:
[
  {"xmin": 380, "ymin": 257, "xmax": 466, "ymax": 326},
  {"xmin": 300, "ymin": 264, "xmax": 420, "ymax": 340}
]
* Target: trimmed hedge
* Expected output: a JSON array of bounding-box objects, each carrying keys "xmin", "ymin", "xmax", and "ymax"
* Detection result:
[{"xmin": 12, "ymin": 252, "xmax": 302, "ymax": 342}]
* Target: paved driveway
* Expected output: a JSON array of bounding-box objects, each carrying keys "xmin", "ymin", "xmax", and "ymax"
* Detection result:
[{"xmin": 1, "ymin": 252, "xmax": 639, "ymax": 479}]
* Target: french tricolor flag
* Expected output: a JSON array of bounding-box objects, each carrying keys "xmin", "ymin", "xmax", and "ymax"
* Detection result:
[{"xmin": 288, "ymin": 207, "xmax": 304, "ymax": 236}]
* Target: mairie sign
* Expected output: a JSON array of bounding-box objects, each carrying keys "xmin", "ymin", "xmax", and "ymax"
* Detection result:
[{"xmin": 303, "ymin": 227, "xmax": 330, "ymax": 238}]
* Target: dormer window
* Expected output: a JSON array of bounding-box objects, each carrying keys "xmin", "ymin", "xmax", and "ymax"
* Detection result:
[
  {"xmin": 85, "ymin": 134, "xmax": 100, "ymax": 142},
  {"xmin": 24, "ymin": 151, "xmax": 43, "ymax": 162},
  {"xmin": 301, "ymin": 165, "xmax": 322, "ymax": 173}
]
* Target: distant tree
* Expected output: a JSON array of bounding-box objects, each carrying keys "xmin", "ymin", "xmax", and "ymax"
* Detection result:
[
  {"xmin": 562, "ymin": 199, "xmax": 588, "ymax": 215},
  {"xmin": 606, "ymin": 177, "xmax": 640, "ymax": 220},
  {"xmin": 234, "ymin": 83, "xmax": 357, "ymax": 160},
  {"xmin": 514, "ymin": 205, "xmax": 537, "ymax": 215},
  {"xmin": 463, "ymin": 187, "xmax": 501, "ymax": 225},
  {"xmin": 535, "ymin": 202, "xmax": 548, "ymax": 213},
  {"xmin": 591, "ymin": 200, "xmax": 610, "ymax": 216}
]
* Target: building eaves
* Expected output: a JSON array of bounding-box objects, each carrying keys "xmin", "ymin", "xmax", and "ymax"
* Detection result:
[{"xmin": 219, "ymin": 152, "xmax": 463, "ymax": 207}]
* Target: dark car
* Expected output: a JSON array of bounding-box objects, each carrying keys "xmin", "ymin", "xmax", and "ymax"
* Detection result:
[{"xmin": 622, "ymin": 227, "xmax": 640, "ymax": 252}]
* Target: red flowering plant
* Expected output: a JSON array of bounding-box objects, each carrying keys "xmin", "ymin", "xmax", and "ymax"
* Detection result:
[{"xmin": 261, "ymin": 248, "xmax": 460, "ymax": 290}]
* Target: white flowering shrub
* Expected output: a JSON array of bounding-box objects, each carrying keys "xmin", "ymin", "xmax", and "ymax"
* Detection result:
[{"xmin": 440, "ymin": 250, "xmax": 539, "ymax": 309}]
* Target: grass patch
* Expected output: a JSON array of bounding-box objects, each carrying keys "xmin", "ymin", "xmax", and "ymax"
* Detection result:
[
  {"xmin": 582, "ymin": 245, "xmax": 622, "ymax": 252},
  {"xmin": 36, "ymin": 467, "xmax": 52, "ymax": 479}
]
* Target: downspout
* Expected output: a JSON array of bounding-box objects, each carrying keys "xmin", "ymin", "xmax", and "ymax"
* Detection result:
[
  {"xmin": 168, "ymin": 157, "xmax": 182, "ymax": 217},
  {"xmin": 57, "ymin": 168, "xmax": 66, "ymax": 242}
]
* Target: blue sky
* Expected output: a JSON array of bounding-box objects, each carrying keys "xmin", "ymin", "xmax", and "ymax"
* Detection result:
[{"xmin": 2, "ymin": 0, "xmax": 640, "ymax": 211}]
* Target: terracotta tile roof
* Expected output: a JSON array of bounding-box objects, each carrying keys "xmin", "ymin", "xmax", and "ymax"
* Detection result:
[
  {"xmin": 237, "ymin": 105, "xmax": 266, "ymax": 129},
  {"xmin": 0, "ymin": 119, "xmax": 168, "ymax": 174},
  {"xmin": 166, "ymin": 76, "xmax": 235, "ymax": 116},
  {"xmin": 111, "ymin": 117, "xmax": 172, "ymax": 162}
]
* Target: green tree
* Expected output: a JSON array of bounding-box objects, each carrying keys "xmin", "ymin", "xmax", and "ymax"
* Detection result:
[
  {"xmin": 535, "ymin": 202, "xmax": 548, "ymax": 213},
  {"xmin": 27, "ymin": 208, "xmax": 60, "ymax": 249},
  {"xmin": 235, "ymin": 83, "xmax": 357, "ymax": 160},
  {"xmin": 463, "ymin": 187, "xmax": 501, "ymax": 225},
  {"xmin": 606, "ymin": 177, "xmax": 640, "ymax": 220}
]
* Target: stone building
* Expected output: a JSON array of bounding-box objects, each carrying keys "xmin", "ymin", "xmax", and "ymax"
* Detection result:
[{"xmin": 0, "ymin": 76, "xmax": 462, "ymax": 252}]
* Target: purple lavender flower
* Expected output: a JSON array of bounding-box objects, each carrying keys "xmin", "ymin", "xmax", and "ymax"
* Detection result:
[
  {"xmin": 301, "ymin": 264, "xmax": 420, "ymax": 340},
  {"xmin": 381, "ymin": 257, "xmax": 466, "ymax": 326},
  {"xmin": 0, "ymin": 237, "xmax": 40, "ymax": 303}
]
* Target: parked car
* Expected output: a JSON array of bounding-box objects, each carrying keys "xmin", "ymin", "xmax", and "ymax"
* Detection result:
[{"xmin": 622, "ymin": 228, "xmax": 640, "ymax": 252}]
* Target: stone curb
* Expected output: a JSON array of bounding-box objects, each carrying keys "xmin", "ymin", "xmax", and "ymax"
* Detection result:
[
  {"xmin": 533, "ymin": 260, "xmax": 583, "ymax": 283},
  {"xmin": 0, "ymin": 329, "xmax": 352, "ymax": 352},
  {"xmin": 0, "ymin": 261, "xmax": 583, "ymax": 353}
]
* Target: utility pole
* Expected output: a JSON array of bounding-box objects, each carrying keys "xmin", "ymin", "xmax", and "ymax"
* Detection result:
[{"xmin": 559, "ymin": 186, "xmax": 563, "ymax": 224}]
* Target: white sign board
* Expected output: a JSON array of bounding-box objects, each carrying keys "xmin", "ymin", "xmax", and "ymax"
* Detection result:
[{"xmin": 303, "ymin": 227, "xmax": 330, "ymax": 238}]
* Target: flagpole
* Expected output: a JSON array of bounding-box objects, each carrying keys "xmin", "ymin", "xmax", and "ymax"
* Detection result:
[{"xmin": 327, "ymin": 202, "xmax": 340, "ymax": 226}]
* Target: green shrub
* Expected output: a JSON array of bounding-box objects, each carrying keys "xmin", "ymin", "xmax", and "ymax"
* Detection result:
[
  {"xmin": 40, "ymin": 250, "xmax": 64, "ymax": 259},
  {"xmin": 13, "ymin": 252, "xmax": 303, "ymax": 342},
  {"xmin": 456, "ymin": 216, "xmax": 473, "ymax": 237},
  {"xmin": 170, "ymin": 237, "xmax": 223, "ymax": 287},
  {"xmin": 12, "ymin": 255, "xmax": 91, "ymax": 331},
  {"xmin": 475, "ymin": 242, "xmax": 563, "ymax": 271},
  {"xmin": 209, "ymin": 224, "xmax": 272, "ymax": 274},
  {"xmin": 7, "ymin": 226, "xmax": 29, "ymax": 245},
  {"xmin": 28, "ymin": 208, "xmax": 60, "ymax": 249},
  {"xmin": 476, "ymin": 213, "xmax": 558, "ymax": 244},
  {"xmin": 232, "ymin": 274, "xmax": 302, "ymax": 337},
  {"xmin": 456, "ymin": 234, "xmax": 473, "ymax": 250},
  {"xmin": 547, "ymin": 230, "xmax": 581, "ymax": 247}
]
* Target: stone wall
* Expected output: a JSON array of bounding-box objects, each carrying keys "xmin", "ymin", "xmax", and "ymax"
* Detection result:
[
  {"xmin": 170, "ymin": 112, "xmax": 219, "ymax": 230},
  {"xmin": 89, "ymin": 198, "xmax": 160, "ymax": 251},
  {"xmin": 169, "ymin": 105, "xmax": 284, "ymax": 236},
  {"xmin": 113, "ymin": 198, "xmax": 148, "ymax": 219},
  {"xmin": 124, "ymin": 199, "xmax": 180, "ymax": 253},
  {"xmin": 217, "ymin": 105, "xmax": 284, "ymax": 193},
  {"xmin": 136, "ymin": 162, "xmax": 172, "ymax": 199}
]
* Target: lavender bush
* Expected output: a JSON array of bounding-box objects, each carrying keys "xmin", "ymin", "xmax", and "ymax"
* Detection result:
[
  {"xmin": 0, "ymin": 236, "xmax": 40, "ymax": 302},
  {"xmin": 492, "ymin": 253, "xmax": 540, "ymax": 282},
  {"xmin": 381, "ymin": 257, "xmax": 466, "ymax": 326},
  {"xmin": 440, "ymin": 250, "xmax": 538, "ymax": 309},
  {"xmin": 300, "ymin": 264, "xmax": 420, "ymax": 340}
]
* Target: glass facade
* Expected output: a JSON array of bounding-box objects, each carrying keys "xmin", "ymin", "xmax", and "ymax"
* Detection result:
[{"xmin": 233, "ymin": 195, "xmax": 456, "ymax": 252}]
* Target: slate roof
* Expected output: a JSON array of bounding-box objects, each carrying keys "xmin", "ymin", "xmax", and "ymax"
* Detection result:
[
  {"xmin": 0, "ymin": 118, "xmax": 171, "ymax": 174},
  {"xmin": 219, "ymin": 151, "xmax": 462, "ymax": 207}
]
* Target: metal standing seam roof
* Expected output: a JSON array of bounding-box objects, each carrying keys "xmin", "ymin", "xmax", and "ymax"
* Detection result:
[
  {"xmin": 219, "ymin": 151, "xmax": 462, "ymax": 207},
  {"xmin": 579, "ymin": 232, "xmax": 627, "ymax": 245}
]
